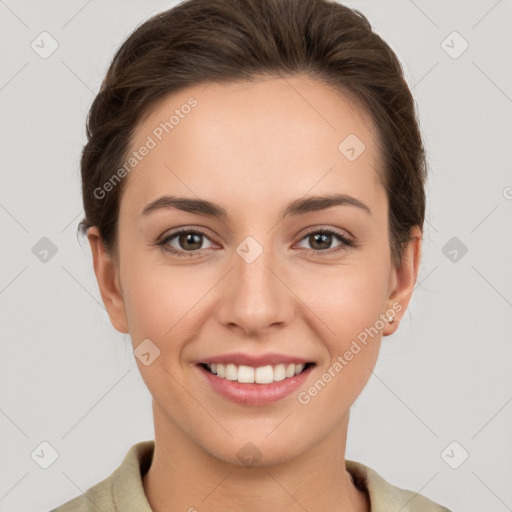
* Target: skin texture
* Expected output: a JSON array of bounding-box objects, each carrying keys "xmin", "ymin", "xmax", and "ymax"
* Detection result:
[{"xmin": 87, "ymin": 75, "xmax": 421, "ymax": 512}]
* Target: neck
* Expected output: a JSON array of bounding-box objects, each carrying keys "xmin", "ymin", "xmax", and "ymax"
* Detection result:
[{"xmin": 142, "ymin": 403, "xmax": 369, "ymax": 512}]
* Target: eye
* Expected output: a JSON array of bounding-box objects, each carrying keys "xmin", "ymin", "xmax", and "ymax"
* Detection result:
[
  {"xmin": 157, "ymin": 228, "xmax": 216, "ymax": 258},
  {"xmin": 156, "ymin": 226, "xmax": 354, "ymax": 259},
  {"xmin": 296, "ymin": 228, "xmax": 353, "ymax": 254}
]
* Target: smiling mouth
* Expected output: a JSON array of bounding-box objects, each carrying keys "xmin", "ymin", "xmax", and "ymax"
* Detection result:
[{"xmin": 199, "ymin": 362, "xmax": 315, "ymax": 384}]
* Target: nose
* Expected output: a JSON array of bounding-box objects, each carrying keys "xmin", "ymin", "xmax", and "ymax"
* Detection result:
[{"xmin": 215, "ymin": 241, "xmax": 294, "ymax": 337}]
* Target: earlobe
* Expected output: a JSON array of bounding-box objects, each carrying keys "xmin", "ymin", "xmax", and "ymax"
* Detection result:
[
  {"xmin": 87, "ymin": 227, "xmax": 129, "ymax": 334},
  {"xmin": 383, "ymin": 226, "xmax": 422, "ymax": 336}
]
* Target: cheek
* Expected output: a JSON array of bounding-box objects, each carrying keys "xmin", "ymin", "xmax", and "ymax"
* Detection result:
[
  {"xmin": 120, "ymin": 252, "xmax": 217, "ymax": 374},
  {"xmin": 310, "ymin": 259, "xmax": 390, "ymax": 338},
  {"xmin": 300, "ymin": 256, "xmax": 389, "ymax": 394},
  {"xmin": 121, "ymin": 263, "xmax": 201, "ymax": 399},
  {"xmin": 119, "ymin": 245, "xmax": 188, "ymax": 343},
  {"xmin": 122, "ymin": 274, "xmax": 168, "ymax": 341},
  {"xmin": 297, "ymin": 264, "xmax": 388, "ymax": 415},
  {"xmin": 123, "ymin": 271, "xmax": 199, "ymax": 345}
]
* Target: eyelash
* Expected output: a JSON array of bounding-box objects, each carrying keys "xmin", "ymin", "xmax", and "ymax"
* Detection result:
[{"xmin": 156, "ymin": 227, "xmax": 354, "ymax": 258}]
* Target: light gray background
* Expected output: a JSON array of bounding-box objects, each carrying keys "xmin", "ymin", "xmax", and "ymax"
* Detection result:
[{"xmin": 1, "ymin": 1, "xmax": 511, "ymax": 511}]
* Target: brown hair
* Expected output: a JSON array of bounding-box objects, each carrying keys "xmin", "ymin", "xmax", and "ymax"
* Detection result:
[{"xmin": 77, "ymin": 0, "xmax": 427, "ymax": 268}]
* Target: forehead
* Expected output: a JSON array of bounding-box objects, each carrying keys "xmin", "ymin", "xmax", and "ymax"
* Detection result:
[{"xmin": 122, "ymin": 75, "xmax": 385, "ymax": 218}]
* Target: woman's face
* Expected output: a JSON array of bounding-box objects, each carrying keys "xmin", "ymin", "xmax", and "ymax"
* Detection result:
[{"xmin": 89, "ymin": 75, "xmax": 420, "ymax": 466}]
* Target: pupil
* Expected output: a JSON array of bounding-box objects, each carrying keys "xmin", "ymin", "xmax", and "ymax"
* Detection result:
[
  {"xmin": 311, "ymin": 233, "xmax": 331, "ymax": 250},
  {"xmin": 181, "ymin": 233, "xmax": 202, "ymax": 250}
]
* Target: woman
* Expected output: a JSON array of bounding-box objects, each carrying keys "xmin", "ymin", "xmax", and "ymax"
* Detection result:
[{"xmin": 52, "ymin": 0, "xmax": 453, "ymax": 510}]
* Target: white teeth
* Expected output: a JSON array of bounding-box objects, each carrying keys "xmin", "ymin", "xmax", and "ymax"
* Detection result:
[
  {"xmin": 204, "ymin": 362, "xmax": 310, "ymax": 384},
  {"xmin": 225, "ymin": 363, "xmax": 237, "ymax": 381},
  {"xmin": 237, "ymin": 365, "xmax": 255, "ymax": 383},
  {"xmin": 255, "ymin": 365, "xmax": 274, "ymax": 384},
  {"xmin": 273, "ymin": 364, "xmax": 286, "ymax": 381}
]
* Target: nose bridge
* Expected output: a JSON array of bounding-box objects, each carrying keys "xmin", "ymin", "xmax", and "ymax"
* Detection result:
[
  {"xmin": 216, "ymin": 234, "xmax": 293, "ymax": 334},
  {"xmin": 236, "ymin": 237, "xmax": 277, "ymax": 291}
]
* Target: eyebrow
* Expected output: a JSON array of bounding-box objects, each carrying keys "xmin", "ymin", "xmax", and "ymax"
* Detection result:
[{"xmin": 140, "ymin": 193, "xmax": 372, "ymax": 219}]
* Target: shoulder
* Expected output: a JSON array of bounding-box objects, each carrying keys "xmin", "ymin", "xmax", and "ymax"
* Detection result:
[
  {"xmin": 50, "ymin": 441, "xmax": 155, "ymax": 512},
  {"xmin": 50, "ymin": 476, "xmax": 114, "ymax": 512},
  {"xmin": 346, "ymin": 459, "xmax": 453, "ymax": 512}
]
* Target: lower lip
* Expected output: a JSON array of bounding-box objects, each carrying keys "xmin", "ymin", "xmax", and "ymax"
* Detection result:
[{"xmin": 197, "ymin": 364, "xmax": 314, "ymax": 406}]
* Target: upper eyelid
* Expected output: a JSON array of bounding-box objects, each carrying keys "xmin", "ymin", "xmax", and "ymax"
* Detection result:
[
  {"xmin": 160, "ymin": 226, "xmax": 216, "ymax": 243},
  {"xmin": 296, "ymin": 225, "xmax": 352, "ymax": 241}
]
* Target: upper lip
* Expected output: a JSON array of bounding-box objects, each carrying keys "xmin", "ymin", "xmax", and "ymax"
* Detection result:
[{"xmin": 199, "ymin": 352, "xmax": 314, "ymax": 367}]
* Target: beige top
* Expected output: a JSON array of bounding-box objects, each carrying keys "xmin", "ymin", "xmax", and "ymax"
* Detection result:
[{"xmin": 50, "ymin": 440, "xmax": 452, "ymax": 511}]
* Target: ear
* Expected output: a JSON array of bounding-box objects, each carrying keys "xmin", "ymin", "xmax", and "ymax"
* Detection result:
[
  {"xmin": 383, "ymin": 225, "xmax": 422, "ymax": 336},
  {"xmin": 87, "ymin": 226, "xmax": 129, "ymax": 334}
]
